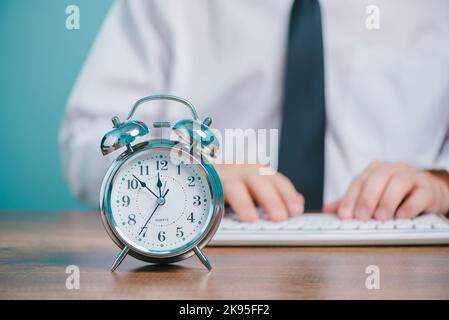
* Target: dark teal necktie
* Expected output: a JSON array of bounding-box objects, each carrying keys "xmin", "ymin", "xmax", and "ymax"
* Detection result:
[{"xmin": 278, "ymin": 0, "xmax": 326, "ymax": 211}]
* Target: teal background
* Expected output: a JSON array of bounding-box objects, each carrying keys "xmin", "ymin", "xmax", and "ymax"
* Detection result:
[{"xmin": 0, "ymin": 0, "xmax": 113, "ymax": 210}]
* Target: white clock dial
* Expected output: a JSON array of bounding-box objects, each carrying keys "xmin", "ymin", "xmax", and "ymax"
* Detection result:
[{"xmin": 109, "ymin": 148, "xmax": 212, "ymax": 254}]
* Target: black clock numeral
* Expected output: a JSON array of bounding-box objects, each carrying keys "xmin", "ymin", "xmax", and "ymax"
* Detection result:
[
  {"xmin": 121, "ymin": 195, "xmax": 130, "ymax": 207},
  {"xmin": 177, "ymin": 164, "xmax": 181, "ymax": 175},
  {"xmin": 127, "ymin": 214, "xmax": 136, "ymax": 225},
  {"xmin": 187, "ymin": 212, "xmax": 195, "ymax": 223},
  {"xmin": 158, "ymin": 231, "xmax": 166, "ymax": 242},
  {"xmin": 156, "ymin": 160, "xmax": 168, "ymax": 171},
  {"xmin": 139, "ymin": 227, "xmax": 148, "ymax": 237},
  {"xmin": 193, "ymin": 195, "xmax": 201, "ymax": 206},
  {"xmin": 139, "ymin": 165, "xmax": 149, "ymax": 175},
  {"xmin": 187, "ymin": 176, "xmax": 195, "ymax": 187},
  {"xmin": 176, "ymin": 227, "xmax": 184, "ymax": 238},
  {"xmin": 127, "ymin": 179, "xmax": 139, "ymax": 190}
]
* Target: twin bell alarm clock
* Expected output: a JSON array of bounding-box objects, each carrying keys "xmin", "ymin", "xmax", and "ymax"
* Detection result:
[{"xmin": 99, "ymin": 95, "xmax": 224, "ymax": 271}]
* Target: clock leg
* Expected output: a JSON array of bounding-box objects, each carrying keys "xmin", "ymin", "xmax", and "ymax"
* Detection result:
[
  {"xmin": 110, "ymin": 246, "xmax": 130, "ymax": 272},
  {"xmin": 193, "ymin": 246, "xmax": 212, "ymax": 271}
]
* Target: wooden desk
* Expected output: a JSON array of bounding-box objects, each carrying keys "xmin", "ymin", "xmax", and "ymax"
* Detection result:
[{"xmin": 1, "ymin": 212, "xmax": 448, "ymax": 299}]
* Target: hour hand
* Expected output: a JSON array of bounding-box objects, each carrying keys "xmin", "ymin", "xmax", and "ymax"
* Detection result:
[{"xmin": 132, "ymin": 174, "xmax": 159, "ymax": 199}]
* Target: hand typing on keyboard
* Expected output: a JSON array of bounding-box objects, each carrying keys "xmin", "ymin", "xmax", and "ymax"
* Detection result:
[
  {"xmin": 216, "ymin": 164, "xmax": 305, "ymax": 222},
  {"xmin": 216, "ymin": 162, "xmax": 449, "ymax": 223},
  {"xmin": 322, "ymin": 161, "xmax": 449, "ymax": 221}
]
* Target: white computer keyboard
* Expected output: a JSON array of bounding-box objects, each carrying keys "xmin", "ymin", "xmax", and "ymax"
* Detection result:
[{"xmin": 210, "ymin": 211, "xmax": 449, "ymax": 246}]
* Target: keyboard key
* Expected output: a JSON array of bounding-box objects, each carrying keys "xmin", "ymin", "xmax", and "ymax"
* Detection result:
[
  {"xmin": 419, "ymin": 214, "xmax": 446, "ymax": 225},
  {"xmin": 377, "ymin": 220, "xmax": 396, "ymax": 230},
  {"xmin": 281, "ymin": 222, "xmax": 302, "ymax": 230},
  {"xmin": 241, "ymin": 222, "xmax": 263, "ymax": 230},
  {"xmin": 339, "ymin": 220, "xmax": 360, "ymax": 230},
  {"xmin": 432, "ymin": 221, "xmax": 449, "ymax": 230},
  {"xmin": 302, "ymin": 219, "xmax": 323, "ymax": 230},
  {"xmin": 423, "ymin": 214, "xmax": 449, "ymax": 230},
  {"xmin": 224, "ymin": 220, "xmax": 245, "ymax": 229},
  {"xmin": 281, "ymin": 217, "xmax": 305, "ymax": 230},
  {"xmin": 320, "ymin": 220, "xmax": 341, "ymax": 230},
  {"xmin": 413, "ymin": 220, "xmax": 432, "ymax": 230},
  {"xmin": 262, "ymin": 222, "xmax": 283, "ymax": 230},
  {"xmin": 359, "ymin": 220, "xmax": 378, "ymax": 230},
  {"xmin": 395, "ymin": 219, "xmax": 414, "ymax": 229},
  {"xmin": 281, "ymin": 225, "xmax": 301, "ymax": 230}
]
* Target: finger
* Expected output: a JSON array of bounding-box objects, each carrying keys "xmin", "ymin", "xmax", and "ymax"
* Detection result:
[
  {"xmin": 273, "ymin": 174, "xmax": 304, "ymax": 216},
  {"xmin": 396, "ymin": 188, "xmax": 433, "ymax": 219},
  {"xmin": 322, "ymin": 199, "xmax": 340, "ymax": 213},
  {"xmin": 223, "ymin": 180, "xmax": 259, "ymax": 222},
  {"xmin": 338, "ymin": 174, "xmax": 366, "ymax": 219},
  {"xmin": 353, "ymin": 167, "xmax": 394, "ymax": 220},
  {"xmin": 375, "ymin": 174, "xmax": 416, "ymax": 220},
  {"xmin": 246, "ymin": 177, "xmax": 288, "ymax": 222}
]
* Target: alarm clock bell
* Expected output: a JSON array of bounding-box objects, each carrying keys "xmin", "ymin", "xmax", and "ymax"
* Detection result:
[
  {"xmin": 173, "ymin": 118, "xmax": 219, "ymax": 158},
  {"xmin": 100, "ymin": 116, "xmax": 150, "ymax": 155}
]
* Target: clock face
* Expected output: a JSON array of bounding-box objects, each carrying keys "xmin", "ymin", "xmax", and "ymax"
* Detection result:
[{"xmin": 108, "ymin": 147, "xmax": 213, "ymax": 255}]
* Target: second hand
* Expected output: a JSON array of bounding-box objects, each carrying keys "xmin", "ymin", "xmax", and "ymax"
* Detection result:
[{"xmin": 139, "ymin": 188, "xmax": 170, "ymax": 235}]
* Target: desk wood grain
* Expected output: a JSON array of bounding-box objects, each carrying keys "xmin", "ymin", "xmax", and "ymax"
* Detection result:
[{"xmin": 0, "ymin": 212, "xmax": 448, "ymax": 299}]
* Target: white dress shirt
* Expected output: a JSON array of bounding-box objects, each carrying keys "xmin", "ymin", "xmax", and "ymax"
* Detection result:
[{"xmin": 60, "ymin": 0, "xmax": 449, "ymax": 207}]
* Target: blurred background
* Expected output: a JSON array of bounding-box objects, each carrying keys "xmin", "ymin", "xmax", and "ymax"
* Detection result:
[{"xmin": 0, "ymin": 0, "xmax": 112, "ymax": 211}]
